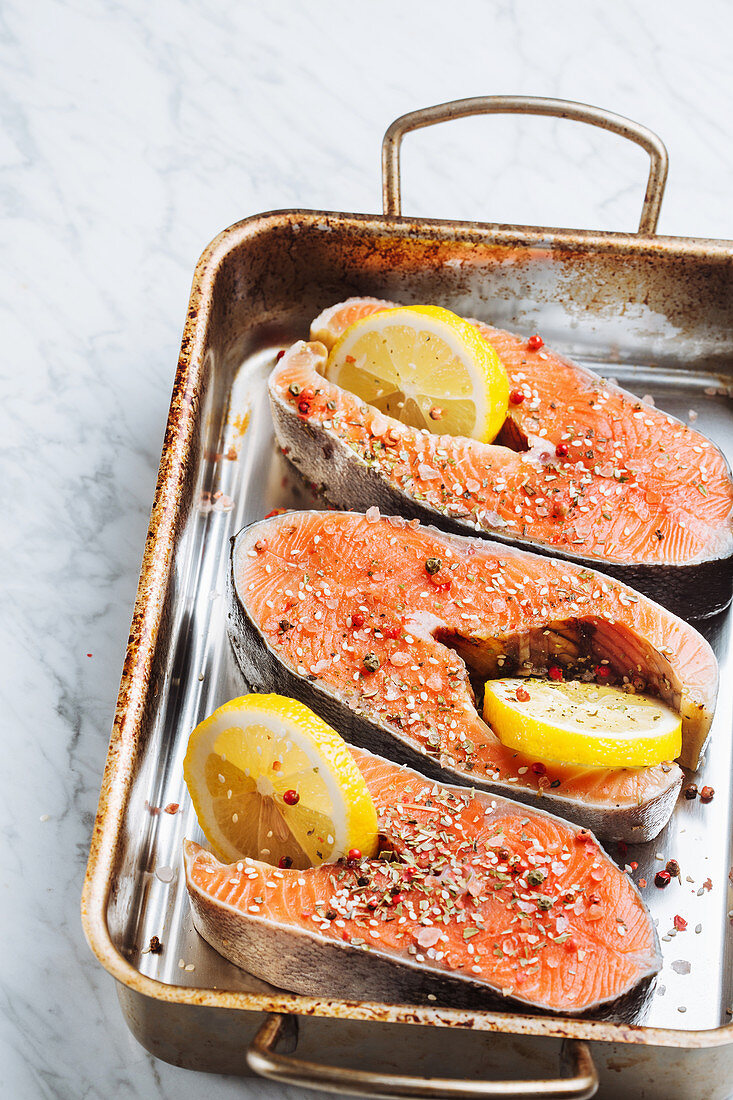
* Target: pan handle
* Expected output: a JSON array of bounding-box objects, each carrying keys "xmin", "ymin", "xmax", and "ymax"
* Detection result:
[
  {"xmin": 382, "ymin": 95, "xmax": 668, "ymax": 234},
  {"xmin": 247, "ymin": 1013, "xmax": 599, "ymax": 1099}
]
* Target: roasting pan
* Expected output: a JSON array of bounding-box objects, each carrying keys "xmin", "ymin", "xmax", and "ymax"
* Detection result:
[{"xmin": 82, "ymin": 98, "xmax": 733, "ymax": 1098}]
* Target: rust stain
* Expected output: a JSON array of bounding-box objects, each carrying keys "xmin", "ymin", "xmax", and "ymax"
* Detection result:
[
  {"xmin": 231, "ymin": 409, "xmax": 251, "ymax": 438},
  {"xmin": 223, "ymin": 406, "xmax": 251, "ymax": 461}
]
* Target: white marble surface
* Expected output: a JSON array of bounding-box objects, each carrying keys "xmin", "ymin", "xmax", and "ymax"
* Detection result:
[{"xmin": 3, "ymin": 1, "xmax": 733, "ymax": 1097}]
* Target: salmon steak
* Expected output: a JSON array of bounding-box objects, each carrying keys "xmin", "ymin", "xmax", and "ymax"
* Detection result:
[
  {"xmin": 228, "ymin": 510, "xmax": 718, "ymax": 841},
  {"xmin": 267, "ymin": 298, "xmax": 733, "ymax": 618},
  {"xmin": 184, "ymin": 747, "xmax": 661, "ymax": 1015}
]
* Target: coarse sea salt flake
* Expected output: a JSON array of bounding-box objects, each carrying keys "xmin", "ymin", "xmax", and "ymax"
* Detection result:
[{"xmin": 418, "ymin": 463, "xmax": 442, "ymax": 480}]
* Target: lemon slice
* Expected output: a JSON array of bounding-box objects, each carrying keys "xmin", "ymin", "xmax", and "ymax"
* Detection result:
[
  {"xmin": 183, "ymin": 694, "xmax": 379, "ymax": 868},
  {"xmin": 324, "ymin": 305, "xmax": 509, "ymax": 442},
  {"xmin": 483, "ymin": 679, "xmax": 682, "ymax": 768}
]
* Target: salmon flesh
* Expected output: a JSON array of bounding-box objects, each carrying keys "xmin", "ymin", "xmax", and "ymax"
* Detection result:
[
  {"xmin": 229, "ymin": 511, "xmax": 718, "ymax": 841},
  {"xmin": 266, "ymin": 299, "xmax": 733, "ymax": 618},
  {"xmin": 185, "ymin": 746, "xmax": 661, "ymax": 1015}
]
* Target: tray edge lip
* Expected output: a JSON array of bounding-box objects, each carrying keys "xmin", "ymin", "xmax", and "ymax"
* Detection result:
[
  {"xmin": 80, "ymin": 208, "xmax": 733, "ymax": 1052},
  {"xmin": 187, "ymin": 207, "xmax": 733, "ymax": 260}
]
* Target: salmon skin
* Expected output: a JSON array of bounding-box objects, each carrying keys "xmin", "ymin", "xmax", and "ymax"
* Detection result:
[
  {"xmin": 266, "ymin": 298, "xmax": 733, "ymax": 619},
  {"xmin": 184, "ymin": 746, "xmax": 662, "ymax": 1015},
  {"xmin": 228, "ymin": 511, "xmax": 718, "ymax": 841}
]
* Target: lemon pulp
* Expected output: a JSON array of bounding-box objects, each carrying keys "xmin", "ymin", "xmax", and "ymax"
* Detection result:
[
  {"xmin": 324, "ymin": 305, "xmax": 509, "ymax": 442},
  {"xmin": 184, "ymin": 694, "xmax": 379, "ymax": 867},
  {"xmin": 483, "ymin": 678, "xmax": 682, "ymax": 768}
]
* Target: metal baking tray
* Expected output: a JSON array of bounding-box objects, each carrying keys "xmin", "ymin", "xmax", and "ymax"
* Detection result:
[{"xmin": 83, "ymin": 98, "xmax": 733, "ymax": 1098}]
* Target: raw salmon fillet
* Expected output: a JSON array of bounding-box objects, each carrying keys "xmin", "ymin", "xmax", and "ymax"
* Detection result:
[
  {"xmin": 266, "ymin": 299, "xmax": 733, "ymax": 618},
  {"xmin": 185, "ymin": 747, "xmax": 661, "ymax": 1015},
  {"xmin": 228, "ymin": 511, "xmax": 718, "ymax": 841}
]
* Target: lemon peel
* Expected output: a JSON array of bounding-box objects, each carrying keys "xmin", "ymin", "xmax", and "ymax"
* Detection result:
[
  {"xmin": 184, "ymin": 694, "xmax": 379, "ymax": 868},
  {"xmin": 325, "ymin": 304, "xmax": 509, "ymax": 442},
  {"xmin": 483, "ymin": 679, "xmax": 682, "ymax": 768}
]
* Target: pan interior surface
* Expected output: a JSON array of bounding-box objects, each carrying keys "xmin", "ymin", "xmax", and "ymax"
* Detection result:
[{"xmin": 98, "ymin": 216, "xmax": 733, "ymax": 1037}]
